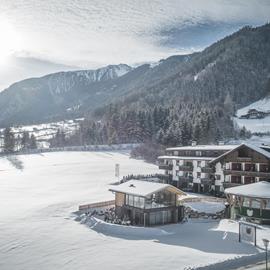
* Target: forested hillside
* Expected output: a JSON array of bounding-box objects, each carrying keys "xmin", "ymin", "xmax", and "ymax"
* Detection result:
[{"xmin": 64, "ymin": 24, "xmax": 270, "ymax": 152}]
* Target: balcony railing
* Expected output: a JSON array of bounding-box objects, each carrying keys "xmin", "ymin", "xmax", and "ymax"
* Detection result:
[
  {"xmin": 223, "ymin": 182, "xmax": 242, "ymax": 189},
  {"xmin": 178, "ymin": 165, "xmax": 193, "ymax": 172},
  {"xmin": 179, "ymin": 176, "xmax": 193, "ymax": 183},
  {"xmin": 158, "ymin": 164, "xmax": 173, "ymax": 170},
  {"xmin": 200, "ymin": 178, "xmax": 214, "ymax": 185},
  {"xmin": 201, "ymin": 167, "xmax": 214, "ymax": 174},
  {"xmin": 224, "ymin": 169, "xmax": 270, "ymax": 178}
]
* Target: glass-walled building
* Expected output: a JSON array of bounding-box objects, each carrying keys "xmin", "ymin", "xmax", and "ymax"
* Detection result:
[{"xmin": 109, "ymin": 180, "xmax": 186, "ymax": 226}]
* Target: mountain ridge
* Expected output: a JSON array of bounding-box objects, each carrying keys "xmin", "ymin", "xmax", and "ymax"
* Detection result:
[{"xmin": 0, "ymin": 24, "xmax": 270, "ymax": 129}]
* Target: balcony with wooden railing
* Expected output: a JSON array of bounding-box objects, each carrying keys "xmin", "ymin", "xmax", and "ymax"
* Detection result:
[
  {"xmin": 200, "ymin": 178, "xmax": 214, "ymax": 185},
  {"xmin": 223, "ymin": 182, "xmax": 242, "ymax": 189},
  {"xmin": 223, "ymin": 169, "xmax": 270, "ymax": 178},
  {"xmin": 179, "ymin": 176, "xmax": 193, "ymax": 183},
  {"xmin": 178, "ymin": 165, "xmax": 193, "ymax": 172},
  {"xmin": 201, "ymin": 167, "xmax": 214, "ymax": 174},
  {"xmin": 158, "ymin": 164, "xmax": 173, "ymax": 170}
]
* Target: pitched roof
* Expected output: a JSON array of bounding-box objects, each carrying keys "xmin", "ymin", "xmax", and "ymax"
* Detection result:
[
  {"xmin": 166, "ymin": 145, "xmax": 238, "ymax": 151},
  {"xmin": 224, "ymin": 181, "xmax": 270, "ymax": 199},
  {"xmin": 109, "ymin": 180, "xmax": 186, "ymax": 197},
  {"xmin": 158, "ymin": 155, "xmax": 214, "ymax": 161},
  {"xmin": 210, "ymin": 143, "xmax": 270, "ymax": 164}
]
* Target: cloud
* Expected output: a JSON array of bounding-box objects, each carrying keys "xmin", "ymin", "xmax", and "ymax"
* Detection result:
[{"xmin": 0, "ymin": 0, "xmax": 269, "ymax": 68}]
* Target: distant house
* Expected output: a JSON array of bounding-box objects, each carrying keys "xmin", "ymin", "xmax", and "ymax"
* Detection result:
[
  {"xmin": 239, "ymin": 109, "xmax": 267, "ymax": 119},
  {"xmin": 225, "ymin": 181, "xmax": 270, "ymax": 225},
  {"xmin": 109, "ymin": 180, "xmax": 186, "ymax": 226}
]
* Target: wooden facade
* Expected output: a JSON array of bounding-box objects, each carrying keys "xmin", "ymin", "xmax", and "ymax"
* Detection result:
[{"xmin": 110, "ymin": 181, "xmax": 185, "ymax": 226}]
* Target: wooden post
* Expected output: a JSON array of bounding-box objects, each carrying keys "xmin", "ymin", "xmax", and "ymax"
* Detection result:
[{"xmin": 239, "ymin": 222, "xmax": 241, "ymax": 242}]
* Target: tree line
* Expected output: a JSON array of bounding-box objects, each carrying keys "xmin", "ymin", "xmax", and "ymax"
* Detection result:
[{"xmin": 1, "ymin": 127, "xmax": 37, "ymax": 154}]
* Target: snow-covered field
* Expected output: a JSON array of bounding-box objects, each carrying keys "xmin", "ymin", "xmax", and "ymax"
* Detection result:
[
  {"xmin": 234, "ymin": 116, "xmax": 270, "ymax": 133},
  {"xmin": 0, "ymin": 151, "xmax": 268, "ymax": 270}
]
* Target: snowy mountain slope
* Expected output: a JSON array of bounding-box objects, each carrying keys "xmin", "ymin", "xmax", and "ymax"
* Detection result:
[
  {"xmin": 0, "ymin": 64, "xmax": 133, "ymax": 126},
  {"xmin": 234, "ymin": 96, "xmax": 270, "ymax": 133},
  {"xmin": 0, "ymin": 55, "xmax": 191, "ymax": 126}
]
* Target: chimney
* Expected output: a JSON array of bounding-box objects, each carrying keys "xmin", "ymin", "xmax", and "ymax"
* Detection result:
[{"xmin": 191, "ymin": 141, "xmax": 197, "ymax": 146}]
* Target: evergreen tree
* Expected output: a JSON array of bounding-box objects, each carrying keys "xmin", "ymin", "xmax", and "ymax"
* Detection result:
[
  {"xmin": 29, "ymin": 134, "xmax": 37, "ymax": 149},
  {"xmin": 3, "ymin": 127, "xmax": 15, "ymax": 153}
]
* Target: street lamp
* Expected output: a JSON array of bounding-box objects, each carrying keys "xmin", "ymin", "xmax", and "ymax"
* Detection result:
[{"xmin": 263, "ymin": 238, "xmax": 269, "ymax": 270}]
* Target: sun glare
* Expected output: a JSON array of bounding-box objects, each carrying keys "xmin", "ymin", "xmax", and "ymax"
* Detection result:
[{"xmin": 0, "ymin": 19, "xmax": 21, "ymax": 63}]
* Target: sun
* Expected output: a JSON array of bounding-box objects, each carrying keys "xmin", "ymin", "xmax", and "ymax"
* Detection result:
[{"xmin": 0, "ymin": 19, "xmax": 21, "ymax": 63}]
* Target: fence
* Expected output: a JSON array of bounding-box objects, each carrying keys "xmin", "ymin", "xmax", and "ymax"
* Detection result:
[
  {"xmin": 78, "ymin": 200, "xmax": 115, "ymax": 211},
  {"xmin": 0, "ymin": 143, "xmax": 139, "ymax": 156}
]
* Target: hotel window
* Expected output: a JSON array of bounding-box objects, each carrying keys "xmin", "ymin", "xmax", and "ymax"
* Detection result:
[
  {"xmin": 216, "ymin": 174, "xmax": 221, "ymax": 180},
  {"xmin": 197, "ymin": 172, "xmax": 201, "ymax": 178},
  {"xmin": 196, "ymin": 151, "xmax": 202, "ymax": 156},
  {"xmin": 197, "ymin": 161, "xmax": 201, "ymax": 167}
]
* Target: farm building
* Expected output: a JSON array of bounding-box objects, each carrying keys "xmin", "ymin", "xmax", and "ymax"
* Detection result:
[
  {"xmin": 225, "ymin": 181, "xmax": 270, "ymax": 225},
  {"xmin": 109, "ymin": 180, "xmax": 186, "ymax": 226}
]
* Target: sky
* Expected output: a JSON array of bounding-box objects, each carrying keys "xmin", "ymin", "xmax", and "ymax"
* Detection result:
[{"xmin": 0, "ymin": 0, "xmax": 269, "ymax": 76}]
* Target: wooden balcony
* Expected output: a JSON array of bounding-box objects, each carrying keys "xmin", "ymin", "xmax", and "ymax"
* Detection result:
[
  {"xmin": 200, "ymin": 178, "xmax": 214, "ymax": 185},
  {"xmin": 223, "ymin": 182, "xmax": 242, "ymax": 189},
  {"xmin": 224, "ymin": 169, "xmax": 270, "ymax": 178},
  {"xmin": 178, "ymin": 165, "xmax": 193, "ymax": 172},
  {"xmin": 158, "ymin": 164, "xmax": 173, "ymax": 170},
  {"xmin": 179, "ymin": 176, "xmax": 193, "ymax": 183},
  {"xmin": 201, "ymin": 167, "xmax": 214, "ymax": 174}
]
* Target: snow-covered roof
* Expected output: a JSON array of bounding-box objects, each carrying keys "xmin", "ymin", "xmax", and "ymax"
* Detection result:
[
  {"xmin": 225, "ymin": 181, "xmax": 270, "ymax": 199},
  {"xmin": 210, "ymin": 143, "xmax": 270, "ymax": 164},
  {"xmin": 109, "ymin": 180, "xmax": 185, "ymax": 197},
  {"xmin": 158, "ymin": 156, "xmax": 214, "ymax": 161},
  {"xmin": 166, "ymin": 145, "xmax": 238, "ymax": 151}
]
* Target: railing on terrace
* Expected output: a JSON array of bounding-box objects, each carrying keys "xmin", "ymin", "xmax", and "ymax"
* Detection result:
[
  {"xmin": 158, "ymin": 164, "xmax": 173, "ymax": 170},
  {"xmin": 201, "ymin": 167, "xmax": 214, "ymax": 174},
  {"xmin": 78, "ymin": 200, "xmax": 115, "ymax": 211},
  {"xmin": 178, "ymin": 165, "xmax": 193, "ymax": 172},
  {"xmin": 224, "ymin": 169, "xmax": 270, "ymax": 178}
]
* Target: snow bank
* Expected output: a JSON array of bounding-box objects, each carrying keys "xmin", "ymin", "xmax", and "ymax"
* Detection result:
[{"xmin": 79, "ymin": 215, "xmax": 172, "ymax": 238}]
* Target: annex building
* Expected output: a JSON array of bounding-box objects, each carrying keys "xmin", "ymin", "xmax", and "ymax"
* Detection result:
[{"xmin": 109, "ymin": 180, "xmax": 185, "ymax": 226}]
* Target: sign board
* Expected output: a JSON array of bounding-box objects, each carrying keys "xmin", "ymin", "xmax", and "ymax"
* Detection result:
[
  {"xmin": 239, "ymin": 221, "xmax": 257, "ymax": 246},
  {"xmin": 115, "ymin": 163, "xmax": 120, "ymax": 178}
]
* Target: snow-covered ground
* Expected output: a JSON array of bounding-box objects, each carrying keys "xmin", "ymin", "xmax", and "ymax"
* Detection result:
[
  {"xmin": 184, "ymin": 201, "xmax": 225, "ymax": 214},
  {"xmin": 234, "ymin": 116, "xmax": 270, "ymax": 133},
  {"xmin": 0, "ymin": 151, "xmax": 269, "ymax": 270},
  {"xmin": 234, "ymin": 97, "xmax": 270, "ymax": 133}
]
